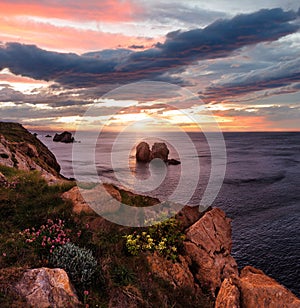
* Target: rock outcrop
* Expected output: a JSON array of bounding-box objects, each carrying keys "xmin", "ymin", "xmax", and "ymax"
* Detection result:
[
  {"xmin": 184, "ymin": 208, "xmax": 238, "ymax": 297},
  {"xmin": 53, "ymin": 131, "xmax": 74, "ymax": 143},
  {"xmin": 151, "ymin": 142, "xmax": 169, "ymax": 162},
  {"xmin": 146, "ymin": 208, "xmax": 238, "ymax": 299},
  {"xmin": 136, "ymin": 141, "xmax": 151, "ymax": 162},
  {"xmin": 215, "ymin": 266, "xmax": 300, "ymax": 308},
  {"xmin": 14, "ymin": 267, "xmax": 81, "ymax": 307},
  {"xmin": 0, "ymin": 122, "xmax": 61, "ymax": 182},
  {"xmin": 215, "ymin": 278, "xmax": 240, "ymax": 308},
  {"xmin": 239, "ymin": 266, "xmax": 300, "ymax": 308},
  {"xmin": 136, "ymin": 141, "xmax": 180, "ymax": 164},
  {"xmin": 147, "ymin": 252, "xmax": 195, "ymax": 290}
]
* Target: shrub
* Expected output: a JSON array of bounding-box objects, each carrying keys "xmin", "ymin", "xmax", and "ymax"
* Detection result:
[
  {"xmin": 49, "ymin": 242, "xmax": 98, "ymax": 289},
  {"xmin": 124, "ymin": 217, "xmax": 185, "ymax": 261}
]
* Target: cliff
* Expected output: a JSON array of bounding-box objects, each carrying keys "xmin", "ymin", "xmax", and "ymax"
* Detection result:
[
  {"xmin": 61, "ymin": 186, "xmax": 300, "ymax": 307},
  {"xmin": 0, "ymin": 122, "xmax": 61, "ymax": 182},
  {"xmin": 0, "ymin": 122, "xmax": 299, "ymax": 307}
]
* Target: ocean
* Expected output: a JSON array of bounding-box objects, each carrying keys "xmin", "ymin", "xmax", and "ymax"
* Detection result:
[{"xmin": 37, "ymin": 131, "xmax": 300, "ymax": 296}]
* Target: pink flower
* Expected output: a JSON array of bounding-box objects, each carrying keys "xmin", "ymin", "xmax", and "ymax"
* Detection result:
[
  {"xmin": 84, "ymin": 290, "xmax": 89, "ymax": 296},
  {"xmin": 2, "ymin": 252, "xmax": 6, "ymax": 257}
]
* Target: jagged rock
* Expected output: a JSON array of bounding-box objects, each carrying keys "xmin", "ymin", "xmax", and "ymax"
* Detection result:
[
  {"xmin": 14, "ymin": 267, "xmax": 81, "ymax": 308},
  {"xmin": 184, "ymin": 208, "xmax": 238, "ymax": 297},
  {"xmin": 53, "ymin": 131, "xmax": 74, "ymax": 143},
  {"xmin": 147, "ymin": 252, "xmax": 195, "ymax": 290},
  {"xmin": 151, "ymin": 142, "xmax": 169, "ymax": 162},
  {"xmin": 175, "ymin": 205, "xmax": 204, "ymax": 230},
  {"xmin": 215, "ymin": 278, "xmax": 240, "ymax": 308},
  {"xmin": 238, "ymin": 266, "xmax": 300, "ymax": 308},
  {"xmin": 136, "ymin": 142, "xmax": 151, "ymax": 162}
]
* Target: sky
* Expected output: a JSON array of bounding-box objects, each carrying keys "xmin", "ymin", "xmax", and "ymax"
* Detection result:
[{"xmin": 0, "ymin": 0, "xmax": 300, "ymax": 132}]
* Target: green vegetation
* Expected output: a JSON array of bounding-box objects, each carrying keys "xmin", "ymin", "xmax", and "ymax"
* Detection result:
[
  {"xmin": 50, "ymin": 243, "xmax": 98, "ymax": 290},
  {"xmin": 0, "ymin": 165, "xmax": 213, "ymax": 307},
  {"xmin": 124, "ymin": 217, "xmax": 185, "ymax": 261},
  {"xmin": 110, "ymin": 264, "xmax": 136, "ymax": 286}
]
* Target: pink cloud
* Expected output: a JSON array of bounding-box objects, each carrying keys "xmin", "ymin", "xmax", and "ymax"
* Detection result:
[
  {"xmin": 0, "ymin": 0, "xmax": 142, "ymax": 22},
  {"xmin": 0, "ymin": 17, "xmax": 157, "ymax": 53}
]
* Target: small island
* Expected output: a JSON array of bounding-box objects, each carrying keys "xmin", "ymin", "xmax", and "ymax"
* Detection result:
[
  {"xmin": 136, "ymin": 141, "xmax": 181, "ymax": 165},
  {"xmin": 53, "ymin": 131, "xmax": 74, "ymax": 143}
]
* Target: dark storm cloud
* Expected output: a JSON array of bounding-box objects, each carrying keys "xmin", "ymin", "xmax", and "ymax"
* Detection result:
[{"xmin": 0, "ymin": 8, "xmax": 299, "ymax": 88}]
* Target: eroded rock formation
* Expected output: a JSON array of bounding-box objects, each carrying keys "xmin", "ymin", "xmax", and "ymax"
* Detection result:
[
  {"xmin": 136, "ymin": 141, "xmax": 180, "ymax": 164},
  {"xmin": 53, "ymin": 131, "xmax": 74, "ymax": 143},
  {"xmin": 136, "ymin": 141, "xmax": 151, "ymax": 162}
]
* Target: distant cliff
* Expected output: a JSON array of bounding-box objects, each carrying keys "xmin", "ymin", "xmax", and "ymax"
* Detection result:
[{"xmin": 0, "ymin": 122, "xmax": 61, "ymax": 182}]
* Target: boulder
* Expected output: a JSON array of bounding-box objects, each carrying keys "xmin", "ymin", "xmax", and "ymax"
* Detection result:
[
  {"xmin": 62, "ymin": 183, "xmax": 122, "ymax": 215},
  {"xmin": 151, "ymin": 142, "xmax": 169, "ymax": 162},
  {"xmin": 215, "ymin": 278, "xmax": 240, "ymax": 308},
  {"xmin": 53, "ymin": 131, "xmax": 74, "ymax": 143},
  {"xmin": 238, "ymin": 266, "xmax": 300, "ymax": 308},
  {"xmin": 136, "ymin": 142, "xmax": 151, "ymax": 162},
  {"xmin": 14, "ymin": 267, "xmax": 81, "ymax": 307},
  {"xmin": 183, "ymin": 208, "xmax": 238, "ymax": 297}
]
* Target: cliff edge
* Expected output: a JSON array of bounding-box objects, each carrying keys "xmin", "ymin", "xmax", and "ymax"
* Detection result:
[{"xmin": 0, "ymin": 122, "xmax": 61, "ymax": 182}]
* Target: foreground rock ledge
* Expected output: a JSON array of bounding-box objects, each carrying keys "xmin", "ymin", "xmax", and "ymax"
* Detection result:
[{"xmin": 15, "ymin": 267, "xmax": 81, "ymax": 308}]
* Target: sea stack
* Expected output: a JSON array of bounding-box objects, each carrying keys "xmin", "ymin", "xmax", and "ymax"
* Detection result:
[
  {"xmin": 53, "ymin": 131, "xmax": 74, "ymax": 143},
  {"xmin": 136, "ymin": 141, "xmax": 180, "ymax": 165},
  {"xmin": 136, "ymin": 141, "xmax": 151, "ymax": 162}
]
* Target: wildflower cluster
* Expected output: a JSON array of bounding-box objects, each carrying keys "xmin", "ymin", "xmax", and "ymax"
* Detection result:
[
  {"xmin": 124, "ymin": 218, "xmax": 185, "ymax": 261},
  {"xmin": 20, "ymin": 219, "xmax": 71, "ymax": 255}
]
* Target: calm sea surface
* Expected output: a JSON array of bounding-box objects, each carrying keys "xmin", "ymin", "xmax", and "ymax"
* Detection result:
[{"xmin": 37, "ymin": 131, "xmax": 300, "ymax": 296}]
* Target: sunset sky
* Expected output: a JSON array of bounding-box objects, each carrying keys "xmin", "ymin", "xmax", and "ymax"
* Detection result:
[{"xmin": 0, "ymin": 1, "xmax": 300, "ymax": 131}]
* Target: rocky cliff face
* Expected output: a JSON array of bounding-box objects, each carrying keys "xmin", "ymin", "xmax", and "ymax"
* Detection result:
[
  {"xmin": 0, "ymin": 122, "xmax": 61, "ymax": 182},
  {"xmin": 147, "ymin": 208, "xmax": 238, "ymax": 298},
  {"xmin": 62, "ymin": 186, "xmax": 300, "ymax": 307}
]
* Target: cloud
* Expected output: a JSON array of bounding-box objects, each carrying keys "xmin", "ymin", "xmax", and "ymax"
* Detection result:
[
  {"xmin": 0, "ymin": 8, "xmax": 298, "ymax": 89},
  {"xmin": 139, "ymin": 2, "xmax": 227, "ymax": 26},
  {"xmin": 0, "ymin": 0, "xmax": 140, "ymax": 22},
  {"xmin": 0, "ymin": 16, "xmax": 155, "ymax": 53},
  {"xmin": 201, "ymin": 58, "xmax": 300, "ymax": 101}
]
